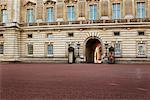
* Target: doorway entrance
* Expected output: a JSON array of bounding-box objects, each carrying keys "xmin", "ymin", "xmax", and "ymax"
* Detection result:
[{"xmin": 86, "ymin": 38, "xmax": 102, "ymax": 63}]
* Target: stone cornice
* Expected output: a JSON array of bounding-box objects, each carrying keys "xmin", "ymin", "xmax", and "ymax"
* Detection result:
[
  {"xmin": 44, "ymin": 0, "xmax": 56, "ymax": 5},
  {"xmin": 24, "ymin": 1, "xmax": 36, "ymax": 6},
  {"xmin": 64, "ymin": 0, "xmax": 77, "ymax": 4},
  {"xmin": 21, "ymin": 22, "xmax": 150, "ymax": 31}
]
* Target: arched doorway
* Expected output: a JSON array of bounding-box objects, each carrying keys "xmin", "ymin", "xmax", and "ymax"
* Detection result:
[{"xmin": 86, "ymin": 38, "xmax": 102, "ymax": 63}]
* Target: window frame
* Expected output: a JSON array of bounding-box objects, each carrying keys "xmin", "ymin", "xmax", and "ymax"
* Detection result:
[
  {"xmin": 26, "ymin": 9, "xmax": 34, "ymax": 23},
  {"xmin": 47, "ymin": 33, "xmax": 53, "ymax": 40},
  {"xmin": 67, "ymin": 5, "xmax": 76, "ymax": 21},
  {"xmin": 112, "ymin": 3, "xmax": 121, "ymax": 19},
  {"xmin": 137, "ymin": 42, "xmax": 147, "ymax": 57},
  {"xmin": 27, "ymin": 34, "xmax": 33, "ymax": 38},
  {"xmin": 0, "ymin": 34, "xmax": 4, "ymax": 38},
  {"xmin": 114, "ymin": 42, "xmax": 122, "ymax": 57},
  {"xmin": 136, "ymin": 2, "xmax": 146, "ymax": 18},
  {"xmin": 89, "ymin": 4, "xmax": 97, "ymax": 20},
  {"xmin": 47, "ymin": 43, "xmax": 54, "ymax": 56},
  {"xmin": 27, "ymin": 44, "xmax": 33, "ymax": 55},
  {"xmin": 114, "ymin": 32, "xmax": 120, "ymax": 36},
  {"xmin": 0, "ymin": 44, "xmax": 4, "ymax": 54},
  {"xmin": 1, "ymin": 9, "xmax": 8, "ymax": 23},
  {"xmin": 47, "ymin": 7, "xmax": 54, "ymax": 22}
]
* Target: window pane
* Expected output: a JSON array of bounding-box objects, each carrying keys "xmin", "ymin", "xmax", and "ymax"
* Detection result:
[
  {"xmin": 89, "ymin": 5, "xmax": 97, "ymax": 20},
  {"xmin": 2, "ymin": 9, "xmax": 8, "ymax": 23},
  {"xmin": 114, "ymin": 43, "xmax": 121, "ymax": 56},
  {"xmin": 48, "ymin": 44, "xmax": 53, "ymax": 55},
  {"xmin": 137, "ymin": 2, "xmax": 145, "ymax": 18},
  {"xmin": 112, "ymin": 3, "xmax": 120, "ymax": 19},
  {"xmin": 47, "ymin": 7, "xmax": 54, "ymax": 22},
  {"xmin": 138, "ymin": 43, "xmax": 145, "ymax": 56},
  {"xmin": 0, "ymin": 44, "xmax": 4, "ymax": 54},
  {"xmin": 27, "ymin": 9, "xmax": 34, "ymax": 23},
  {"xmin": 28, "ymin": 44, "xmax": 33, "ymax": 55},
  {"xmin": 67, "ymin": 6, "xmax": 75, "ymax": 21},
  {"xmin": 47, "ymin": 34, "xmax": 53, "ymax": 39}
]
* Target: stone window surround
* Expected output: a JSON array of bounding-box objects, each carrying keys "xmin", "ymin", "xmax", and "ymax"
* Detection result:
[
  {"xmin": 45, "ymin": 42, "xmax": 54, "ymax": 57},
  {"xmin": 24, "ymin": 2, "xmax": 36, "ymax": 23},
  {"xmin": 0, "ymin": 42, "xmax": 4, "ymax": 55},
  {"xmin": 44, "ymin": 1, "xmax": 56, "ymax": 22},
  {"xmin": 26, "ymin": 43, "xmax": 33, "ymax": 56},
  {"xmin": 65, "ymin": 4, "xmax": 76, "ymax": 21},
  {"xmin": 136, "ymin": 41, "xmax": 147, "ymax": 57},
  {"xmin": 112, "ymin": 41, "xmax": 122, "ymax": 57},
  {"xmin": 0, "ymin": 4, "xmax": 7, "ymax": 23},
  {"xmin": 111, "ymin": 0, "xmax": 122, "ymax": 19},
  {"xmin": 135, "ymin": 1, "xmax": 146, "ymax": 18},
  {"xmin": 87, "ymin": 2, "xmax": 99, "ymax": 20}
]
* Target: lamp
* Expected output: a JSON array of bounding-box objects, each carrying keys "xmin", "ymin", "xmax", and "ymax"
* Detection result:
[
  {"xmin": 77, "ymin": 42, "xmax": 80, "ymax": 57},
  {"xmin": 105, "ymin": 41, "xmax": 109, "ymax": 57}
]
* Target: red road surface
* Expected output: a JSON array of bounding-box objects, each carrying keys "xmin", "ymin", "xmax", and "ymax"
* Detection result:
[{"xmin": 0, "ymin": 64, "xmax": 150, "ymax": 100}]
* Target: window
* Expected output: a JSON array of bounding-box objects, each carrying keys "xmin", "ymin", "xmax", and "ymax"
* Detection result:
[
  {"xmin": 48, "ymin": 44, "xmax": 53, "ymax": 55},
  {"xmin": 28, "ymin": 44, "xmax": 33, "ymax": 55},
  {"xmin": 47, "ymin": 33, "xmax": 53, "ymax": 39},
  {"xmin": 47, "ymin": 7, "xmax": 54, "ymax": 22},
  {"xmin": 137, "ymin": 2, "xmax": 145, "ymax": 18},
  {"xmin": 112, "ymin": 3, "xmax": 121, "ymax": 19},
  {"xmin": 28, "ymin": 34, "xmax": 32, "ymax": 38},
  {"xmin": 114, "ymin": 32, "xmax": 120, "ymax": 36},
  {"xmin": 0, "ymin": 44, "xmax": 4, "ymax": 54},
  {"xmin": 27, "ymin": 9, "xmax": 34, "ymax": 23},
  {"xmin": 137, "ymin": 43, "xmax": 146, "ymax": 56},
  {"xmin": 0, "ymin": 34, "xmax": 3, "ymax": 38},
  {"xmin": 89, "ymin": 5, "xmax": 97, "ymax": 20},
  {"xmin": 138, "ymin": 31, "xmax": 145, "ymax": 36},
  {"xmin": 114, "ymin": 42, "xmax": 121, "ymax": 57},
  {"xmin": 1, "ymin": 9, "xmax": 8, "ymax": 23},
  {"xmin": 67, "ymin": 6, "xmax": 75, "ymax": 21},
  {"xmin": 68, "ymin": 33, "xmax": 74, "ymax": 37}
]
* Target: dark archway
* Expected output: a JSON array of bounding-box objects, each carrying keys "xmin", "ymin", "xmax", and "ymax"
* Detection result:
[{"xmin": 86, "ymin": 39, "xmax": 101, "ymax": 63}]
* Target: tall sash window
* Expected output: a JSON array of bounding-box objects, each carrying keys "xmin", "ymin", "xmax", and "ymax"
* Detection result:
[
  {"xmin": 137, "ymin": 43, "xmax": 146, "ymax": 56},
  {"xmin": 47, "ymin": 7, "xmax": 54, "ymax": 22},
  {"xmin": 114, "ymin": 42, "xmax": 121, "ymax": 57},
  {"xmin": 112, "ymin": 3, "xmax": 121, "ymax": 19},
  {"xmin": 137, "ymin": 2, "xmax": 145, "ymax": 18},
  {"xmin": 89, "ymin": 5, "xmax": 97, "ymax": 20},
  {"xmin": 0, "ymin": 44, "xmax": 4, "ymax": 54},
  {"xmin": 28, "ymin": 44, "xmax": 33, "ymax": 55},
  {"xmin": 67, "ymin": 6, "xmax": 75, "ymax": 21},
  {"xmin": 48, "ymin": 44, "xmax": 53, "ymax": 55},
  {"xmin": 27, "ymin": 9, "xmax": 34, "ymax": 23},
  {"xmin": 2, "ymin": 9, "xmax": 8, "ymax": 23}
]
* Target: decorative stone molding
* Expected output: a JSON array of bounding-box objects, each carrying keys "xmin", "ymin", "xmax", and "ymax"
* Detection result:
[
  {"xmin": 24, "ymin": 1, "xmax": 36, "ymax": 6},
  {"xmin": 44, "ymin": 0, "xmax": 56, "ymax": 5},
  {"xmin": 86, "ymin": 0, "xmax": 99, "ymax": 2},
  {"xmin": 64, "ymin": 0, "xmax": 77, "ymax": 4}
]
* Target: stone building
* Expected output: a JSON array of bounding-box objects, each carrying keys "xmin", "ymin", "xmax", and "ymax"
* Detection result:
[{"xmin": 0, "ymin": 0, "xmax": 150, "ymax": 63}]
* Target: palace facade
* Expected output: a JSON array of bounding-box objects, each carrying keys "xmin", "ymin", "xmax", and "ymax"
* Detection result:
[{"xmin": 0, "ymin": 0, "xmax": 150, "ymax": 63}]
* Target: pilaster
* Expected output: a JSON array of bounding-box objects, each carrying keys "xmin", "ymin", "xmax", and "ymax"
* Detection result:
[
  {"xmin": 56, "ymin": 0, "xmax": 64, "ymax": 21},
  {"xmin": 37, "ymin": 0, "xmax": 43, "ymax": 22},
  {"xmin": 148, "ymin": 0, "xmax": 150, "ymax": 18},
  {"xmin": 124, "ymin": 0, "xmax": 134, "ymax": 19}
]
